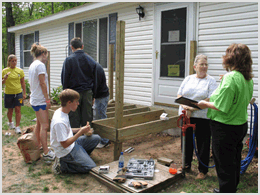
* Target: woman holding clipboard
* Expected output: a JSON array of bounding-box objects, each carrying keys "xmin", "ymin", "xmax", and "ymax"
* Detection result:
[{"xmin": 177, "ymin": 54, "xmax": 218, "ymax": 180}]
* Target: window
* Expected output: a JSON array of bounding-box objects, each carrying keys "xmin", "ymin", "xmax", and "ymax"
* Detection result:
[
  {"xmin": 23, "ymin": 33, "xmax": 34, "ymax": 68},
  {"xmin": 99, "ymin": 18, "xmax": 108, "ymax": 69},
  {"xmin": 160, "ymin": 8, "xmax": 187, "ymax": 78},
  {"xmin": 20, "ymin": 31, "xmax": 39, "ymax": 68},
  {"xmin": 83, "ymin": 19, "xmax": 98, "ymax": 61},
  {"xmin": 76, "ymin": 17, "xmax": 108, "ymax": 68}
]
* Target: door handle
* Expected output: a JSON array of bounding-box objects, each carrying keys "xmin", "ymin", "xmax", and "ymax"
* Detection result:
[{"xmin": 155, "ymin": 50, "xmax": 159, "ymax": 59}]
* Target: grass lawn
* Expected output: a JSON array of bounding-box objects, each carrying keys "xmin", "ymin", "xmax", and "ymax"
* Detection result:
[
  {"xmin": 2, "ymin": 98, "xmax": 258, "ymax": 193},
  {"xmin": 2, "ymin": 98, "xmax": 36, "ymax": 130}
]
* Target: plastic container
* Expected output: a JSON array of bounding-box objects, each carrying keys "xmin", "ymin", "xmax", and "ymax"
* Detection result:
[{"xmin": 118, "ymin": 152, "xmax": 124, "ymax": 170}]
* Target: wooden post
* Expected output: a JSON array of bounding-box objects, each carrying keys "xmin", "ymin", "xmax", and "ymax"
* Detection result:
[
  {"xmin": 114, "ymin": 21, "xmax": 125, "ymax": 161},
  {"xmin": 108, "ymin": 44, "xmax": 114, "ymax": 100},
  {"xmin": 46, "ymin": 51, "xmax": 51, "ymax": 94},
  {"xmin": 189, "ymin": 41, "xmax": 197, "ymax": 75}
]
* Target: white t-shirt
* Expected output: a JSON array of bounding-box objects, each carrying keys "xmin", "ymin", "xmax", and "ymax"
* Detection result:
[
  {"xmin": 28, "ymin": 60, "xmax": 49, "ymax": 106},
  {"xmin": 177, "ymin": 74, "xmax": 218, "ymax": 119},
  {"xmin": 50, "ymin": 108, "xmax": 75, "ymax": 158}
]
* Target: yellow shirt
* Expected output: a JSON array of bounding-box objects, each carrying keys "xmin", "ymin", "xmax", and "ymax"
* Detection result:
[{"xmin": 2, "ymin": 67, "xmax": 25, "ymax": 94}]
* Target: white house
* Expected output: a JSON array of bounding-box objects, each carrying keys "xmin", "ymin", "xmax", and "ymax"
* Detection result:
[{"xmin": 8, "ymin": 2, "xmax": 258, "ymax": 110}]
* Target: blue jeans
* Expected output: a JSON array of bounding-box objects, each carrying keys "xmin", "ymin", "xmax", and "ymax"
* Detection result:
[
  {"xmin": 59, "ymin": 134, "xmax": 101, "ymax": 174},
  {"xmin": 93, "ymin": 95, "xmax": 110, "ymax": 145}
]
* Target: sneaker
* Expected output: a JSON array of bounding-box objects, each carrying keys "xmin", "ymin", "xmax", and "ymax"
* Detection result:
[
  {"xmin": 42, "ymin": 149, "xmax": 55, "ymax": 161},
  {"xmin": 15, "ymin": 126, "xmax": 22, "ymax": 134},
  {"xmin": 96, "ymin": 141, "xmax": 110, "ymax": 149},
  {"xmin": 195, "ymin": 172, "xmax": 207, "ymax": 180},
  {"xmin": 39, "ymin": 146, "xmax": 52, "ymax": 152},
  {"xmin": 8, "ymin": 122, "xmax": 15, "ymax": 129},
  {"xmin": 96, "ymin": 143, "xmax": 105, "ymax": 148},
  {"xmin": 52, "ymin": 157, "xmax": 62, "ymax": 175}
]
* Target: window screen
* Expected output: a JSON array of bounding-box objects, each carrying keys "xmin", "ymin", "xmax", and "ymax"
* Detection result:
[
  {"xmin": 99, "ymin": 18, "xmax": 108, "ymax": 68},
  {"xmin": 83, "ymin": 19, "xmax": 97, "ymax": 61},
  {"xmin": 23, "ymin": 33, "xmax": 34, "ymax": 67},
  {"xmin": 76, "ymin": 23, "xmax": 82, "ymax": 40}
]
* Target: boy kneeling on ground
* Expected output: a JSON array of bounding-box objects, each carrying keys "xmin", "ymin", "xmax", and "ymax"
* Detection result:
[{"xmin": 50, "ymin": 89, "xmax": 101, "ymax": 174}]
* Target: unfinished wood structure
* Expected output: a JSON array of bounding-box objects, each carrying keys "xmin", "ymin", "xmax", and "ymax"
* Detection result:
[
  {"xmin": 48, "ymin": 21, "xmax": 180, "ymax": 160},
  {"xmin": 90, "ymin": 156, "xmax": 182, "ymax": 193},
  {"xmin": 92, "ymin": 20, "xmax": 179, "ymax": 160}
]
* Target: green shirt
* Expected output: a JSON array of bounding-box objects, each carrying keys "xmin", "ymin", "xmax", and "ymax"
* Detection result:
[{"xmin": 207, "ymin": 70, "xmax": 253, "ymax": 125}]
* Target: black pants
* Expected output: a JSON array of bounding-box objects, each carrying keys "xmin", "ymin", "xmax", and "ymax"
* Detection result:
[
  {"xmin": 181, "ymin": 118, "xmax": 211, "ymax": 174},
  {"xmin": 210, "ymin": 120, "xmax": 247, "ymax": 193},
  {"xmin": 69, "ymin": 89, "xmax": 93, "ymax": 128}
]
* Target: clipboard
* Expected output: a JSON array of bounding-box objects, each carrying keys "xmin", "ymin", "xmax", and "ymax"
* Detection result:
[{"xmin": 175, "ymin": 96, "xmax": 201, "ymax": 110}]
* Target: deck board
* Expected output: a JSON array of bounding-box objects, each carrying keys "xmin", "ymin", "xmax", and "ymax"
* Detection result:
[{"xmin": 90, "ymin": 156, "xmax": 181, "ymax": 193}]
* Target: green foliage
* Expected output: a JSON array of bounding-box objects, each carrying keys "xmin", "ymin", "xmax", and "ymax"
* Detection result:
[
  {"xmin": 2, "ymin": 2, "xmax": 88, "ymax": 65},
  {"xmin": 24, "ymin": 79, "xmax": 30, "ymax": 98},
  {"xmin": 2, "ymin": 99, "xmax": 36, "ymax": 130},
  {"xmin": 41, "ymin": 167, "xmax": 52, "ymax": 174},
  {"xmin": 50, "ymin": 85, "xmax": 63, "ymax": 105},
  {"xmin": 2, "ymin": 134, "xmax": 17, "ymax": 145},
  {"xmin": 42, "ymin": 186, "xmax": 49, "ymax": 193}
]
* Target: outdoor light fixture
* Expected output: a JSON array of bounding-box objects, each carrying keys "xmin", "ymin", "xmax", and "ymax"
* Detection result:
[{"xmin": 136, "ymin": 5, "xmax": 145, "ymax": 21}]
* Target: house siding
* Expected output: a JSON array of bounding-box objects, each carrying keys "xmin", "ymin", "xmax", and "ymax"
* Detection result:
[
  {"xmin": 12, "ymin": 2, "xmax": 258, "ymax": 109},
  {"xmin": 118, "ymin": 3, "xmax": 154, "ymax": 106},
  {"xmin": 197, "ymin": 2, "xmax": 258, "ymax": 126},
  {"xmin": 16, "ymin": 21, "xmax": 68, "ymax": 91}
]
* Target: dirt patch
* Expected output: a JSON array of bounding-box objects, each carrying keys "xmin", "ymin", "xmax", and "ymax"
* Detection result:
[{"xmin": 2, "ymin": 126, "xmax": 258, "ymax": 193}]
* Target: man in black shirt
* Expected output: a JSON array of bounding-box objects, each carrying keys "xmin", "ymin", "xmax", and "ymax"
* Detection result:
[{"xmin": 61, "ymin": 37, "xmax": 97, "ymax": 128}]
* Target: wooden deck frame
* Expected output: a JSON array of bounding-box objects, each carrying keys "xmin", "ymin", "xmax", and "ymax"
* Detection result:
[
  {"xmin": 91, "ymin": 20, "xmax": 180, "ymax": 160},
  {"xmin": 92, "ymin": 105, "xmax": 178, "ymax": 150},
  {"xmin": 49, "ymin": 21, "xmax": 180, "ymax": 161}
]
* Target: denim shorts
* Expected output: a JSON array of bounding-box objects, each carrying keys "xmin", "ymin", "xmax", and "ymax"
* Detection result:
[
  {"xmin": 4, "ymin": 92, "xmax": 24, "ymax": 108},
  {"xmin": 31, "ymin": 105, "xmax": 47, "ymax": 112}
]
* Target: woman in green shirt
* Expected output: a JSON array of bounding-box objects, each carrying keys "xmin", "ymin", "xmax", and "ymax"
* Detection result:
[{"xmin": 197, "ymin": 43, "xmax": 254, "ymax": 193}]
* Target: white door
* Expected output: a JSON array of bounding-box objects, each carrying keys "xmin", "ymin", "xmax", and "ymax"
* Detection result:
[{"xmin": 154, "ymin": 2, "xmax": 195, "ymax": 105}]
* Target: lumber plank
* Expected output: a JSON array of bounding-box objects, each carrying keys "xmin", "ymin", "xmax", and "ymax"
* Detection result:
[
  {"xmin": 107, "ymin": 102, "xmax": 115, "ymax": 107},
  {"xmin": 121, "ymin": 109, "xmax": 164, "ymax": 128},
  {"xmin": 94, "ymin": 109, "xmax": 164, "ymax": 128},
  {"xmin": 91, "ymin": 123, "xmax": 116, "ymax": 142},
  {"xmin": 89, "ymin": 170, "xmax": 132, "ymax": 193},
  {"xmin": 46, "ymin": 51, "xmax": 51, "ymax": 95},
  {"xmin": 154, "ymin": 101, "xmax": 179, "ymax": 108},
  {"xmin": 106, "ymin": 107, "xmax": 150, "ymax": 118},
  {"xmin": 92, "ymin": 159, "xmax": 137, "ymax": 192},
  {"xmin": 157, "ymin": 157, "xmax": 174, "ymax": 166},
  {"xmin": 114, "ymin": 20, "xmax": 125, "ymax": 160},
  {"xmin": 117, "ymin": 115, "xmax": 179, "ymax": 142},
  {"xmin": 107, "ymin": 104, "xmax": 136, "ymax": 113},
  {"xmin": 108, "ymin": 44, "xmax": 114, "ymax": 101},
  {"xmin": 189, "ymin": 40, "xmax": 197, "ymax": 75},
  {"xmin": 90, "ymin": 156, "xmax": 181, "ymax": 193}
]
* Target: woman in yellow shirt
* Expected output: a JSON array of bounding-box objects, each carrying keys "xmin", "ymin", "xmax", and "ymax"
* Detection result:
[{"xmin": 2, "ymin": 54, "xmax": 26, "ymax": 134}]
